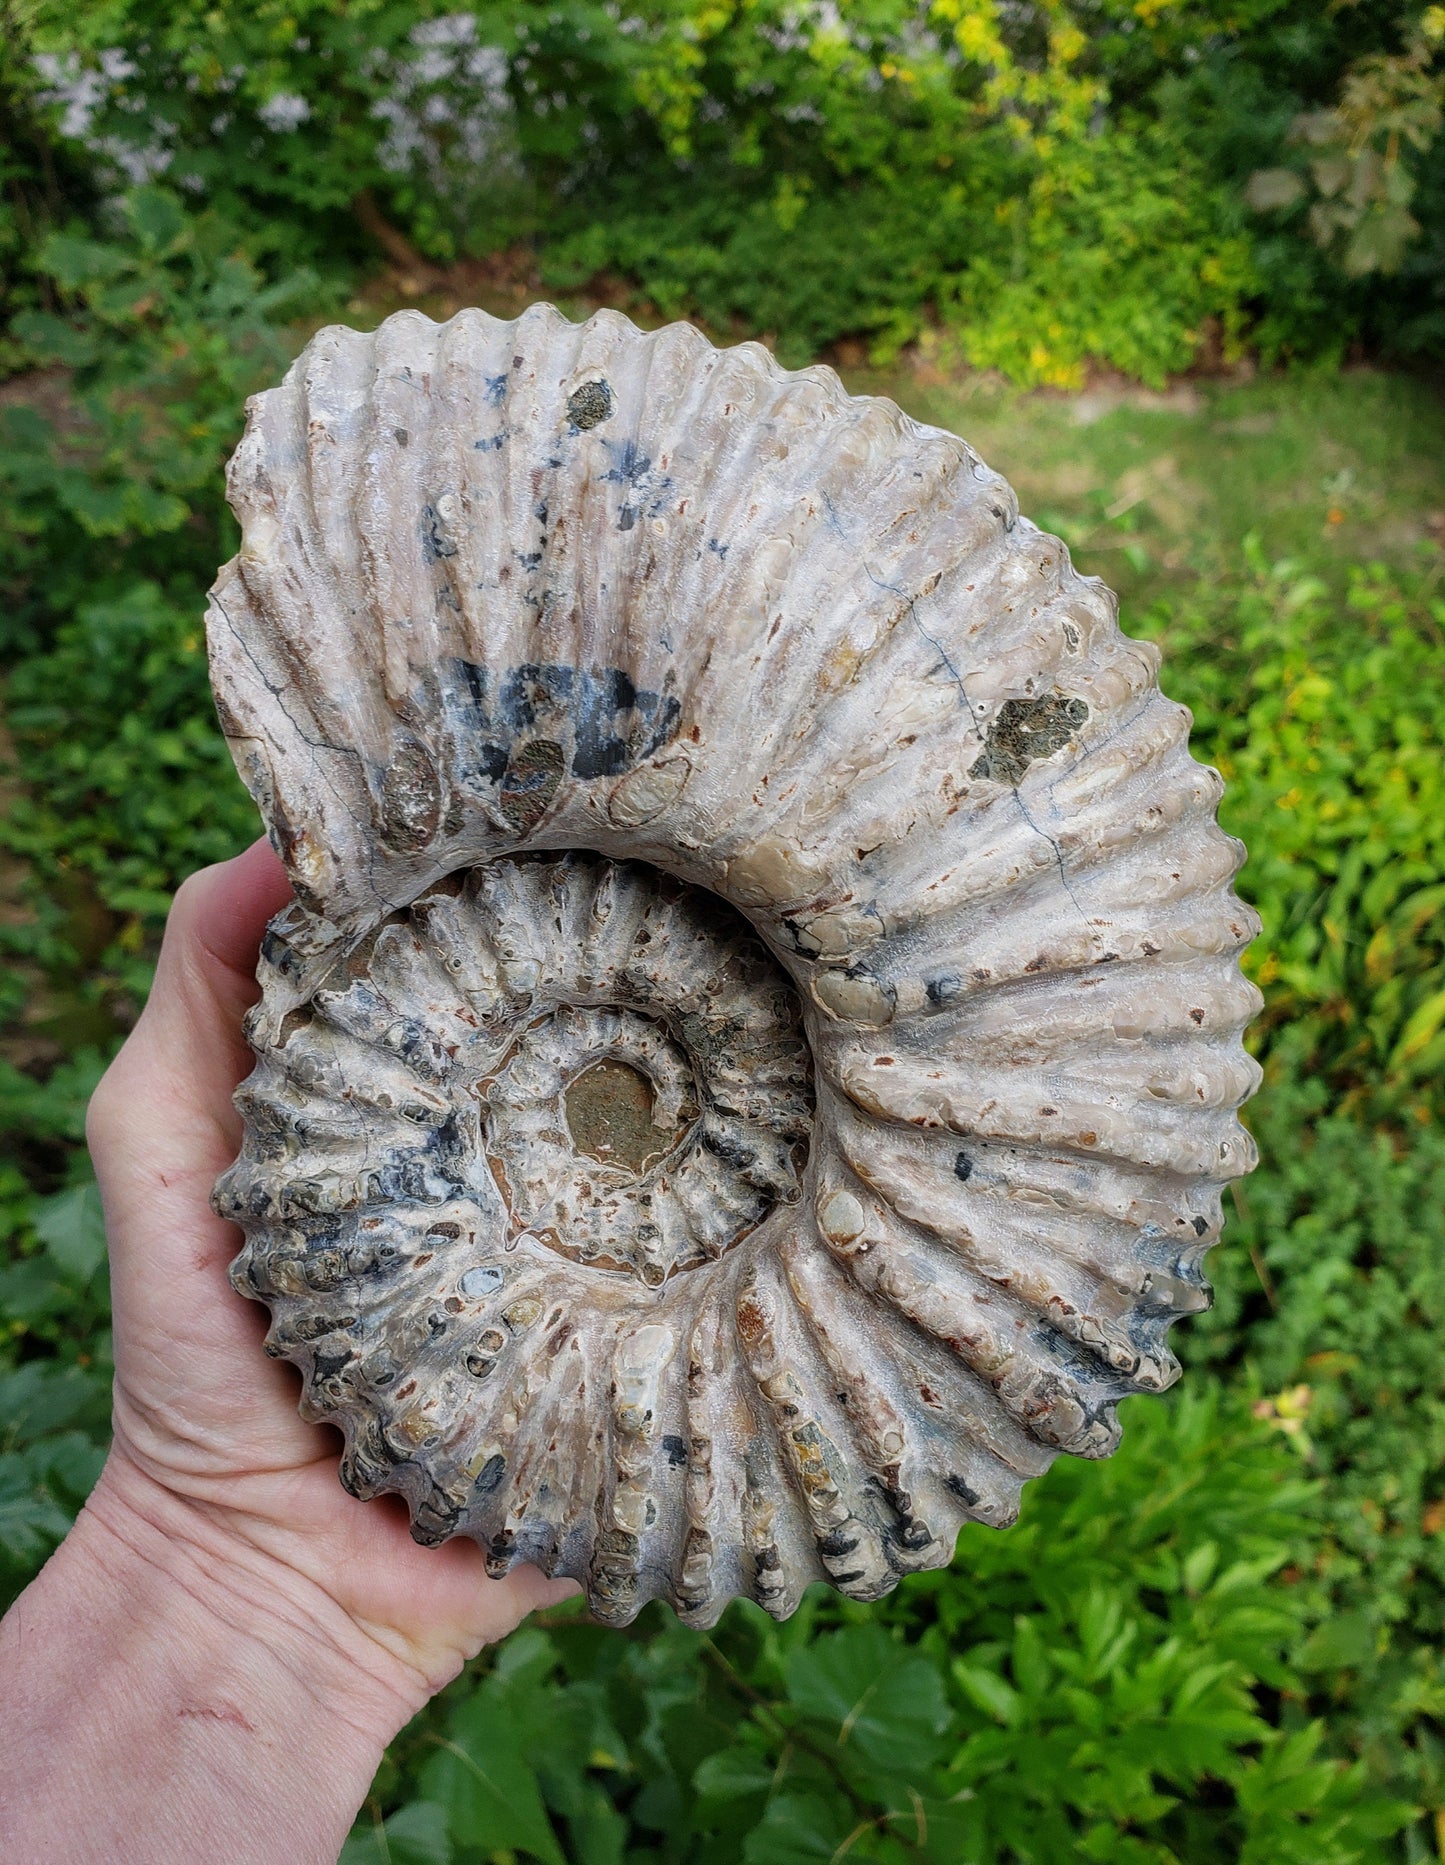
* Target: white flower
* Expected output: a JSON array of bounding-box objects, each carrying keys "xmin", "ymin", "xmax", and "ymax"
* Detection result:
[{"xmin": 258, "ymin": 91, "xmax": 312, "ymax": 134}]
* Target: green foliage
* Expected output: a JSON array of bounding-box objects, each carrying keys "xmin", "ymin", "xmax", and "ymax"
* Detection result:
[
  {"xmin": 4, "ymin": 577, "xmax": 256, "ymax": 920},
  {"xmin": 1, "ymin": 182, "xmax": 309, "ymax": 589},
  {"xmin": 6, "ymin": 0, "xmax": 1444, "ymax": 379},
  {"xmin": 1194, "ymin": 1077, "xmax": 1445, "ymax": 1823},
  {"xmin": 335, "ymin": 1391, "xmax": 1412, "ymax": 1862},
  {"xmin": 540, "ymin": 110, "xmax": 1252, "ymax": 383},
  {"xmin": 943, "ymin": 126, "xmax": 1256, "ymax": 389},
  {"xmin": 1138, "ymin": 546, "xmax": 1445, "ymax": 1119},
  {"xmin": 525, "ymin": 0, "xmax": 1261, "ymax": 381},
  {"xmin": 1247, "ymin": 9, "xmax": 1445, "ymax": 280},
  {"xmin": 6, "ymin": 188, "xmax": 309, "ymax": 541},
  {"xmin": 0, "ymin": 186, "xmax": 303, "ymax": 998},
  {"xmin": 3, "ymin": 12, "xmax": 1445, "ymax": 1860},
  {"xmin": 0, "ymin": 1066, "xmax": 111, "ymax": 1606}
]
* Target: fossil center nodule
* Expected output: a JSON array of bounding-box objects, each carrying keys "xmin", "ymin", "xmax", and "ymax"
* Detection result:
[{"xmin": 564, "ymin": 1057, "xmax": 667, "ymax": 1172}]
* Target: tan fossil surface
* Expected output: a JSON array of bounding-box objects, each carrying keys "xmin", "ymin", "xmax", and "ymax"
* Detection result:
[{"xmin": 209, "ymin": 304, "xmax": 1261, "ymax": 1627}]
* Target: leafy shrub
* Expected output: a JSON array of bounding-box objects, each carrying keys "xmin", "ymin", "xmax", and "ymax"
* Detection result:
[
  {"xmin": 1246, "ymin": 10, "xmax": 1445, "ymax": 282},
  {"xmin": 1196, "ymin": 1075, "xmax": 1445, "ymax": 1824},
  {"xmin": 943, "ymin": 125, "xmax": 1256, "ymax": 388},
  {"xmin": 0, "ymin": 1059, "xmax": 110, "ymax": 1611},
  {"xmin": 339, "ymin": 1388, "xmax": 1412, "ymax": 1863},
  {"xmin": 539, "ymin": 110, "xmax": 1253, "ymax": 383},
  {"xmin": 3, "ymin": 579, "xmax": 255, "ymax": 921},
  {"xmin": 8, "ymin": 1, "xmax": 1444, "ymax": 379},
  {"xmin": 1139, "ymin": 545, "xmax": 1445, "ymax": 1119},
  {"xmin": 7, "ymin": 189, "xmax": 306, "ymax": 534},
  {"xmin": 0, "ymin": 186, "xmax": 303, "ymax": 1002}
]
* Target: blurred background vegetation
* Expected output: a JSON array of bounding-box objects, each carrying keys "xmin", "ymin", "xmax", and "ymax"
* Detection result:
[{"xmin": 2, "ymin": 3, "xmax": 1444, "ymax": 1860}]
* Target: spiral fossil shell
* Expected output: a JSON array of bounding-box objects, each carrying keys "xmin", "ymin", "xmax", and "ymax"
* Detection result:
[{"xmin": 209, "ymin": 304, "xmax": 1261, "ymax": 1627}]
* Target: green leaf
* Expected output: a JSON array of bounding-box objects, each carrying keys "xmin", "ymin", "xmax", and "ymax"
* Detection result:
[
  {"xmin": 1343, "ymin": 1796, "xmax": 1421, "ymax": 1839},
  {"xmin": 1246, "ymin": 169, "xmax": 1306, "ymax": 212},
  {"xmin": 126, "ymin": 187, "xmax": 188, "ymax": 252},
  {"xmin": 339, "ymin": 1801, "xmax": 451, "ymax": 1864},
  {"xmin": 1389, "ymin": 987, "xmax": 1445, "ymax": 1073},
  {"xmin": 490, "ymin": 1625, "xmax": 556, "ymax": 1691},
  {"xmin": 694, "ymin": 1746, "xmax": 774, "ymax": 1802},
  {"xmin": 1181, "ymin": 1539, "xmax": 1219, "ymax": 1594},
  {"xmin": 953, "ymin": 1661, "xmax": 1022, "ymax": 1728},
  {"xmin": 565, "ymin": 1785, "xmax": 626, "ymax": 1865},
  {"xmin": 0, "ymin": 1460, "xmax": 72, "ymax": 1562},
  {"xmin": 36, "ymin": 232, "xmax": 130, "ymax": 289},
  {"xmin": 1343, "ymin": 202, "xmax": 1419, "ymax": 277},
  {"xmin": 33, "ymin": 1181, "xmax": 107, "ymax": 1282},
  {"xmin": 419, "ymin": 1690, "xmax": 564, "ymax": 1865},
  {"xmin": 1297, "ymin": 1612, "xmax": 1375, "ymax": 1674},
  {"xmin": 8, "ymin": 311, "xmax": 101, "ymax": 368},
  {"xmin": 1010, "ymin": 1614, "xmax": 1052, "ymax": 1701},
  {"xmin": 908, "ymin": 1793, "xmax": 985, "ymax": 1863},
  {"xmin": 57, "ymin": 479, "xmax": 137, "ymax": 537},
  {"xmin": 741, "ymin": 1793, "xmax": 849, "ymax": 1864},
  {"xmin": 0, "ymin": 1363, "xmax": 109, "ymax": 1446},
  {"xmin": 784, "ymin": 1626, "xmax": 950, "ymax": 1774},
  {"xmin": 0, "ymin": 1256, "xmax": 72, "ymax": 1326}
]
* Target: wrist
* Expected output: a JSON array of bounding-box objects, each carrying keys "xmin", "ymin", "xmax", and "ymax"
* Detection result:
[
  {"xmin": 1, "ymin": 1453, "xmax": 421, "ymax": 1864},
  {"xmin": 91, "ymin": 1449, "xmax": 432, "ymax": 1731}
]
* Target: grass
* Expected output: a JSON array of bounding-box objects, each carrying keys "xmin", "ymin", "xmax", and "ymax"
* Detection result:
[{"xmin": 859, "ymin": 358, "xmax": 1445, "ymax": 609}]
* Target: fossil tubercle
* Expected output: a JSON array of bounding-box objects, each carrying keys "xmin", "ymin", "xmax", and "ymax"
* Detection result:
[{"xmin": 209, "ymin": 304, "xmax": 1261, "ymax": 1627}]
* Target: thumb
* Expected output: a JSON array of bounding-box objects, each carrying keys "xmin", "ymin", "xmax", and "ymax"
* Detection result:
[{"xmin": 87, "ymin": 837, "xmax": 293, "ymax": 1244}]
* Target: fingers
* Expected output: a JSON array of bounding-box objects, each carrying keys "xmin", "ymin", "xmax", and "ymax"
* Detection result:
[
  {"xmin": 88, "ymin": 839, "xmax": 292, "ymax": 1159},
  {"xmin": 87, "ymin": 839, "xmax": 293, "ymax": 1276},
  {"xmin": 134, "ymin": 837, "xmax": 294, "ymax": 1099},
  {"xmin": 434, "ymin": 1566, "xmax": 584, "ymax": 1671}
]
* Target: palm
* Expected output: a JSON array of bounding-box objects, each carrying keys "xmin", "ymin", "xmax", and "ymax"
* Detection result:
[{"xmin": 88, "ymin": 843, "xmax": 574, "ymax": 1688}]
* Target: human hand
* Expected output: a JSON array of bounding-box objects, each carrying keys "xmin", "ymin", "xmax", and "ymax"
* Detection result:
[
  {"xmin": 88, "ymin": 836, "xmax": 577, "ymax": 1683},
  {"xmin": 1, "ymin": 840, "xmax": 575, "ymax": 1865}
]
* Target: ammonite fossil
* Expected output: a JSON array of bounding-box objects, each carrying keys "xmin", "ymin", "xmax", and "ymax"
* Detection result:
[{"xmin": 210, "ymin": 305, "xmax": 1261, "ymax": 1627}]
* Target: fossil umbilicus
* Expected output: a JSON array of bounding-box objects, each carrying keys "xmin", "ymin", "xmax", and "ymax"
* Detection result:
[{"xmin": 210, "ymin": 305, "xmax": 1261, "ymax": 1627}]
